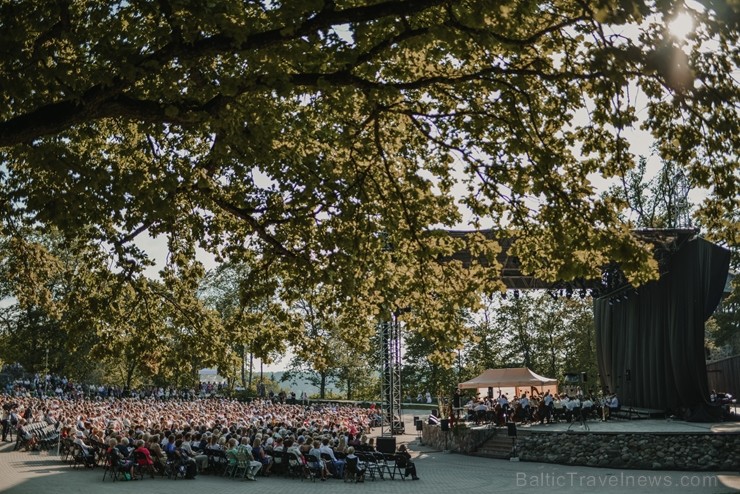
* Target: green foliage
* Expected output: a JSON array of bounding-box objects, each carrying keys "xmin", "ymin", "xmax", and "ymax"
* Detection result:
[
  {"xmin": 706, "ymin": 272, "xmax": 740, "ymax": 357},
  {"xmin": 0, "ymin": 229, "xmax": 228, "ymax": 387},
  {"xmin": 0, "ymin": 1, "xmax": 737, "ymax": 371},
  {"xmin": 610, "ymin": 155, "xmax": 694, "ymax": 229},
  {"xmin": 474, "ymin": 292, "xmax": 598, "ymax": 385},
  {"xmin": 404, "ymin": 292, "xmax": 599, "ymax": 396},
  {"xmin": 198, "ymin": 261, "xmax": 291, "ymax": 384}
]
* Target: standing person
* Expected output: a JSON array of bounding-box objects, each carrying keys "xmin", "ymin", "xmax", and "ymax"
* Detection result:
[
  {"xmin": 425, "ymin": 390, "xmax": 432, "ymax": 404},
  {"xmin": 1, "ymin": 404, "xmax": 11, "ymax": 442},
  {"xmin": 396, "ymin": 444, "xmax": 420, "ymax": 480},
  {"xmin": 453, "ymin": 389, "xmax": 462, "ymax": 418},
  {"xmin": 543, "ymin": 391, "xmax": 554, "ymax": 423},
  {"xmin": 520, "ymin": 393, "xmax": 530, "ymax": 422}
]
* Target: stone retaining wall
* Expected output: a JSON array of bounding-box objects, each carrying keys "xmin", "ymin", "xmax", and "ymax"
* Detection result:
[
  {"xmin": 421, "ymin": 425, "xmax": 740, "ymax": 471},
  {"xmin": 517, "ymin": 431, "xmax": 740, "ymax": 471},
  {"xmin": 422, "ymin": 424, "xmax": 495, "ymax": 452}
]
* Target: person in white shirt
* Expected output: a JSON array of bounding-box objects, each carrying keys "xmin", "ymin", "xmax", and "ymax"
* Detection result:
[
  {"xmin": 565, "ymin": 396, "xmax": 580, "ymax": 423},
  {"xmin": 543, "ymin": 391, "xmax": 554, "ymax": 423},
  {"xmin": 608, "ymin": 394, "xmax": 619, "ymax": 417},
  {"xmin": 72, "ymin": 430, "xmax": 96, "ymax": 466},
  {"xmin": 552, "ymin": 394, "xmax": 564, "ymax": 422},
  {"xmin": 181, "ymin": 433, "xmax": 208, "ymax": 472},
  {"xmin": 581, "ymin": 397, "xmax": 594, "ymax": 421},
  {"xmin": 520, "ymin": 393, "xmax": 530, "ymax": 421},
  {"xmin": 319, "ymin": 437, "xmax": 344, "ymax": 478},
  {"xmin": 473, "ymin": 401, "xmax": 488, "ymax": 424}
]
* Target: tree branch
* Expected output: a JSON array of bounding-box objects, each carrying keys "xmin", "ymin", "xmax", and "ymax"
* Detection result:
[{"xmin": 210, "ymin": 196, "xmax": 301, "ymax": 260}]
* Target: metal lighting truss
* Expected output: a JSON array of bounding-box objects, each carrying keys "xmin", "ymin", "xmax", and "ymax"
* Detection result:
[{"xmin": 379, "ymin": 314, "xmax": 403, "ymax": 436}]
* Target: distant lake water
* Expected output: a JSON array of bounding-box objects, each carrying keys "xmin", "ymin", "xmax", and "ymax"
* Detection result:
[{"xmin": 271, "ymin": 371, "xmax": 342, "ymax": 397}]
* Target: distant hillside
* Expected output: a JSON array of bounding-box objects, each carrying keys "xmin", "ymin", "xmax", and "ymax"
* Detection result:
[
  {"xmin": 199, "ymin": 368, "xmax": 344, "ymax": 397},
  {"xmin": 269, "ymin": 371, "xmax": 342, "ymax": 397}
]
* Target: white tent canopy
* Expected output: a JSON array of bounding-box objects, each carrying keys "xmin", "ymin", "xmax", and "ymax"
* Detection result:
[{"xmin": 459, "ymin": 367, "xmax": 557, "ymax": 396}]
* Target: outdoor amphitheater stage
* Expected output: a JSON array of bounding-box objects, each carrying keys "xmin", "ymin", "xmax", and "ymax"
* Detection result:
[
  {"xmin": 419, "ymin": 412, "xmax": 740, "ymax": 472},
  {"xmin": 520, "ymin": 416, "xmax": 740, "ymax": 434}
]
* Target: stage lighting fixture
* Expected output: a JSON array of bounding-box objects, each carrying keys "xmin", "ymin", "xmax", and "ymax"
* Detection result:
[
  {"xmin": 608, "ymin": 298, "xmax": 614, "ymax": 306},
  {"xmin": 548, "ymin": 291, "xmax": 558, "ymax": 301},
  {"xmin": 513, "ymin": 290, "xmax": 520, "ymax": 299},
  {"xmin": 565, "ymin": 287, "xmax": 573, "ymax": 299},
  {"xmin": 579, "ymin": 289, "xmax": 587, "ymax": 299}
]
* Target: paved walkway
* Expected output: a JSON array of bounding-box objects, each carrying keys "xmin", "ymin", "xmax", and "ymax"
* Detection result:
[{"xmin": 1, "ymin": 411, "xmax": 738, "ymax": 493}]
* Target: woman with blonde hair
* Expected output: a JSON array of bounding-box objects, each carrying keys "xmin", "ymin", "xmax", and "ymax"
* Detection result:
[
  {"xmin": 335, "ymin": 435, "xmax": 347, "ymax": 454},
  {"xmin": 147, "ymin": 434, "xmax": 166, "ymax": 474},
  {"xmin": 252, "ymin": 436, "xmax": 273, "ymax": 476}
]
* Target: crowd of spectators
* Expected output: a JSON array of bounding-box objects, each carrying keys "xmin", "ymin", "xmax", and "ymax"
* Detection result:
[
  {"xmin": 0, "ymin": 391, "xmax": 381, "ymax": 481},
  {"xmin": 3, "ymin": 372, "xmax": 226, "ymax": 402}
]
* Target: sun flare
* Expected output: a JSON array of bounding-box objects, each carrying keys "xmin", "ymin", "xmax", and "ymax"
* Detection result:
[{"xmin": 668, "ymin": 12, "xmax": 694, "ymax": 40}]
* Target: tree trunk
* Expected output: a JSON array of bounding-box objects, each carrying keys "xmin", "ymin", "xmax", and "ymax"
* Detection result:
[
  {"xmin": 549, "ymin": 330, "xmax": 557, "ymax": 377},
  {"xmin": 248, "ymin": 352, "xmax": 254, "ymax": 391},
  {"xmin": 240, "ymin": 345, "xmax": 246, "ymax": 388},
  {"xmin": 320, "ymin": 372, "xmax": 327, "ymax": 399},
  {"xmin": 125, "ymin": 359, "xmax": 137, "ymax": 391}
]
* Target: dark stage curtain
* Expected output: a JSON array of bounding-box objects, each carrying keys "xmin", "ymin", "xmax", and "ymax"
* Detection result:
[{"xmin": 595, "ymin": 238, "xmax": 730, "ymax": 421}]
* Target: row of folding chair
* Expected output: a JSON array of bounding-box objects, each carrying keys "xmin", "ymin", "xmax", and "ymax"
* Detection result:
[
  {"xmin": 13, "ymin": 422, "xmax": 60, "ymax": 452},
  {"xmin": 355, "ymin": 452, "xmax": 407, "ymax": 481}
]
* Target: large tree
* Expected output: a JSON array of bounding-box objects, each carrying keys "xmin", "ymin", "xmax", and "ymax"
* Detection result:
[
  {"xmin": 198, "ymin": 260, "xmax": 292, "ymax": 386},
  {"xmin": 1, "ymin": 0, "xmax": 737, "ymax": 357},
  {"xmin": 0, "ymin": 228, "xmax": 227, "ymax": 386}
]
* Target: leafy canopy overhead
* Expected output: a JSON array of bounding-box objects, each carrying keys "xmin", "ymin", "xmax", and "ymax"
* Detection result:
[{"xmin": 0, "ymin": 0, "xmax": 737, "ymax": 343}]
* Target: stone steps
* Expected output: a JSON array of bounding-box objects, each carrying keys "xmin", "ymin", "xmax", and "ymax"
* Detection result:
[{"xmin": 473, "ymin": 435, "xmax": 517, "ymax": 459}]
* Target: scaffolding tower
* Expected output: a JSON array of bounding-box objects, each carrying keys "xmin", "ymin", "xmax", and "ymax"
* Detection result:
[{"xmin": 379, "ymin": 315, "xmax": 404, "ymax": 436}]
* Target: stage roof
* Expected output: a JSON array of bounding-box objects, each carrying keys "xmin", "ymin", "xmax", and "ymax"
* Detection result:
[{"xmin": 441, "ymin": 228, "xmax": 700, "ymax": 291}]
